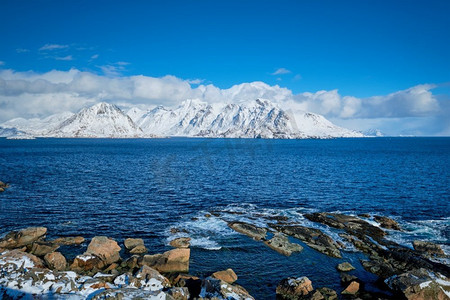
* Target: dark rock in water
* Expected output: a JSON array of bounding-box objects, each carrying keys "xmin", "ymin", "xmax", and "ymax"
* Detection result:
[
  {"xmin": 316, "ymin": 287, "xmax": 337, "ymax": 300},
  {"xmin": 212, "ymin": 268, "xmax": 238, "ymax": 284},
  {"xmin": 0, "ymin": 181, "xmax": 9, "ymax": 192},
  {"xmin": 385, "ymin": 268, "xmax": 450, "ymax": 300},
  {"xmin": 30, "ymin": 241, "xmax": 60, "ymax": 257},
  {"xmin": 358, "ymin": 213, "xmax": 371, "ymax": 218},
  {"xmin": 0, "ymin": 227, "xmax": 47, "ymax": 249},
  {"xmin": 270, "ymin": 224, "xmax": 342, "ymax": 258},
  {"xmin": 170, "ymin": 237, "xmax": 191, "ymax": 248},
  {"xmin": 341, "ymin": 281, "xmax": 359, "ymax": 295},
  {"xmin": 340, "ymin": 273, "xmax": 358, "ymax": 284},
  {"xmin": 51, "ymin": 236, "xmax": 85, "ymax": 245},
  {"xmin": 374, "ymin": 215, "xmax": 401, "ymax": 230},
  {"xmin": 336, "ymin": 262, "xmax": 355, "ymax": 272},
  {"xmin": 44, "ymin": 251, "xmax": 67, "ymax": 270},
  {"xmin": 264, "ymin": 232, "xmax": 303, "ymax": 256},
  {"xmin": 124, "ymin": 238, "xmax": 144, "ymax": 250},
  {"xmin": 413, "ymin": 240, "xmax": 445, "ymax": 256},
  {"xmin": 276, "ymin": 276, "xmax": 314, "ymax": 299},
  {"xmin": 86, "ymin": 236, "xmax": 121, "ymax": 265},
  {"xmin": 228, "ymin": 221, "xmax": 267, "ymax": 240}
]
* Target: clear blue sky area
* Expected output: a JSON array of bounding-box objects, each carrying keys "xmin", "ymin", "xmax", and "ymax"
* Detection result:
[{"xmin": 1, "ymin": 0, "xmax": 449, "ymax": 97}]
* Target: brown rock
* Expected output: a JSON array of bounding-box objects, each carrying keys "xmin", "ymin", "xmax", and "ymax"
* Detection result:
[
  {"xmin": 124, "ymin": 238, "xmax": 144, "ymax": 250},
  {"xmin": 129, "ymin": 244, "xmax": 148, "ymax": 254},
  {"xmin": 0, "ymin": 227, "xmax": 47, "ymax": 249},
  {"xmin": 135, "ymin": 265, "xmax": 171, "ymax": 287},
  {"xmin": 44, "ymin": 252, "xmax": 67, "ymax": 270},
  {"xmin": 336, "ymin": 262, "xmax": 355, "ymax": 272},
  {"xmin": 169, "ymin": 237, "xmax": 191, "ymax": 248},
  {"xmin": 70, "ymin": 254, "xmax": 105, "ymax": 271},
  {"xmin": 140, "ymin": 248, "xmax": 190, "ymax": 273},
  {"xmin": 167, "ymin": 287, "xmax": 190, "ymax": 300},
  {"xmin": 0, "ymin": 249, "xmax": 45, "ymax": 268},
  {"xmin": 51, "ymin": 236, "xmax": 85, "ymax": 245},
  {"xmin": 104, "ymin": 262, "xmax": 119, "ymax": 272},
  {"xmin": 228, "ymin": 221, "xmax": 267, "ymax": 240},
  {"xmin": 124, "ymin": 255, "xmax": 140, "ymax": 270},
  {"xmin": 342, "ymin": 281, "xmax": 359, "ymax": 295},
  {"xmin": 212, "ymin": 268, "xmax": 238, "ymax": 284},
  {"xmin": 412, "ymin": 240, "xmax": 445, "ymax": 256},
  {"xmin": 317, "ymin": 287, "xmax": 338, "ymax": 300},
  {"xmin": 374, "ymin": 215, "xmax": 401, "ymax": 230},
  {"xmin": 86, "ymin": 236, "xmax": 121, "ymax": 265},
  {"xmin": 172, "ymin": 274, "xmax": 200, "ymax": 287},
  {"xmin": 264, "ymin": 233, "xmax": 303, "ymax": 256},
  {"xmin": 30, "ymin": 241, "xmax": 59, "ymax": 257},
  {"xmin": 276, "ymin": 276, "xmax": 313, "ymax": 299}
]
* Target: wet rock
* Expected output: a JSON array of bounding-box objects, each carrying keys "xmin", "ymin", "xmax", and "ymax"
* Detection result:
[
  {"xmin": 228, "ymin": 221, "xmax": 267, "ymax": 240},
  {"xmin": 336, "ymin": 262, "xmax": 355, "ymax": 272},
  {"xmin": 70, "ymin": 254, "xmax": 105, "ymax": 271},
  {"xmin": 30, "ymin": 241, "xmax": 60, "ymax": 257},
  {"xmin": 264, "ymin": 233, "xmax": 303, "ymax": 256},
  {"xmin": 44, "ymin": 251, "xmax": 67, "ymax": 270},
  {"xmin": 51, "ymin": 236, "xmax": 85, "ymax": 245},
  {"xmin": 124, "ymin": 238, "xmax": 144, "ymax": 250},
  {"xmin": 0, "ymin": 249, "xmax": 45, "ymax": 268},
  {"xmin": 0, "ymin": 227, "xmax": 47, "ymax": 249},
  {"xmin": 167, "ymin": 287, "xmax": 190, "ymax": 300},
  {"xmin": 140, "ymin": 248, "xmax": 190, "ymax": 273},
  {"xmin": 170, "ymin": 237, "xmax": 191, "ymax": 248},
  {"xmin": 413, "ymin": 240, "xmax": 445, "ymax": 256},
  {"xmin": 0, "ymin": 181, "xmax": 9, "ymax": 192},
  {"xmin": 212, "ymin": 268, "xmax": 238, "ymax": 284},
  {"xmin": 316, "ymin": 287, "xmax": 338, "ymax": 300},
  {"xmin": 358, "ymin": 213, "xmax": 371, "ymax": 218},
  {"xmin": 385, "ymin": 268, "xmax": 450, "ymax": 300},
  {"xmin": 201, "ymin": 277, "xmax": 255, "ymax": 299},
  {"xmin": 360, "ymin": 259, "xmax": 396, "ymax": 278},
  {"xmin": 341, "ymin": 281, "xmax": 359, "ymax": 295},
  {"xmin": 276, "ymin": 276, "xmax": 313, "ymax": 299},
  {"xmin": 374, "ymin": 215, "xmax": 401, "ymax": 230},
  {"xmin": 271, "ymin": 224, "xmax": 341, "ymax": 258},
  {"xmin": 86, "ymin": 236, "xmax": 121, "ymax": 265},
  {"xmin": 340, "ymin": 273, "xmax": 358, "ymax": 284}
]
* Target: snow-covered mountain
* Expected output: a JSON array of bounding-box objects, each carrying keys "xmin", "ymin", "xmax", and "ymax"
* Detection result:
[{"xmin": 0, "ymin": 100, "xmax": 363, "ymax": 139}]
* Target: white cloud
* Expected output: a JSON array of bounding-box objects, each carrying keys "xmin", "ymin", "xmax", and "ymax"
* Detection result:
[
  {"xmin": 271, "ymin": 68, "xmax": 291, "ymax": 75},
  {"xmin": 0, "ymin": 61, "xmax": 4, "ymax": 66},
  {"xmin": 39, "ymin": 44, "xmax": 69, "ymax": 51},
  {"xmin": 16, "ymin": 48, "xmax": 30, "ymax": 53},
  {"xmin": 99, "ymin": 62, "xmax": 130, "ymax": 76},
  {"xmin": 55, "ymin": 55, "xmax": 73, "ymax": 61},
  {"xmin": 0, "ymin": 68, "xmax": 447, "ymax": 135},
  {"xmin": 90, "ymin": 54, "xmax": 99, "ymax": 60}
]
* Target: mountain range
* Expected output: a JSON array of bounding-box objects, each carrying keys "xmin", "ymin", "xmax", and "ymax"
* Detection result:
[{"xmin": 0, "ymin": 100, "xmax": 363, "ymax": 139}]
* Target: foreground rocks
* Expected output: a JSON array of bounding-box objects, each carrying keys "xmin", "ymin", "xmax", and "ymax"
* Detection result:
[{"xmin": 0, "ymin": 226, "xmax": 47, "ymax": 249}]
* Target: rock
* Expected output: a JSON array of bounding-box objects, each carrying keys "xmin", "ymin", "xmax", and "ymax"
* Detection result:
[
  {"xmin": 270, "ymin": 224, "xmax": 341, "ymax": 258},
  {"xmin": 0, "ymin": 227, "xmax": 47, "ymax": 249},
  {"xmin": 212, "ymin": 268, "xmax": 238, "ymax": 284},
  {"xmin": 44, "ymin": 251, "xmax": 67, "ymax": 270},
  {"xmin": 264, "ymin": 233, "xmax": 303, "ymax": 256},
  {"xmin": 309, "ymin": 290, "xmax": 325, "ymax": 300},
  {"xmin": 385, "ymin": 269, "xmax": 450, "ymax": 300},
  {"xmin": 336, "ymin": 262, "xmax": 355, "ymax": 272},
  {"xmin": 340, "ymin": 273, "xmax": 358, "ymax": 284},
  {"xmin": 124, "ymin": 238, "xmax": 144, "ymax": 250},
  {"xmin": 129, "ymin": 244, "xmax": 147, "ymax": 254},
  {"xmin": 228, "ymin": 221, "xmax": 267, "ymax": 240},
  {"xmin": 341, "ymin": 281, "xmax": 359, "ymax": 295},
  {"xmin": 140, "ymin": 248, "xmax": 190, "ymax": 273},
  {"xmin": 0, "ymin": 181, "xmax": 8, "ymax": 192},
  {"xmin": 51, "ymin": 236, "xmax": 85, "ymax": 245},
  {"xmin": 204, "ymin": 213, "xmax": 212, "ymax": 218},
  {"xmin": 30, "ymin": 241, "xmax": 60, "ymax": 257},
  {"xmin": 124, "ymin": 255, "xmax": 140, "ymax": 270},
  {"xmin": 201, "ymin": 277, "xmax": 255, "ymax": 299},
  {"xmin": 104, "ymin": 262, "xmax": 118, "ymax": 273},
  {"xmin": 358, "ymin": 213, "xmax": 371, "ymax": 218},
  {"xmin": 70, "ymin": 254, "xmax": 105, "ymax": 271},
  {"xmin": 86, "ymin": 236, "xmax": 121, "ymax": 265},
  {"xmin": 169, "ymin": 237, "xmax": 191, "ymax": 248},
  {"xmin": 276, "ymin": 276, "xmax": 313, "ymax": 299},
  {"xmin": 316, "ymin": 287, "xmax": 338, "ymax": 300},
  {"xmin": 413, "ymin": 240, "xmax": 445, "ymax": 256},
  {"xmin": 374, "ymin": 215, "xmax": 401, "ymax": 230},
  {"xmin": 167, "ymin": 287, "xmax": 190, "ymax": 300},
  {"xmin": 171, "ymin": 274, "xmax": 202, "ymax": 297},
  {"xmin": 0, "ymin": 249, "xmax": 45, "ymax": 268},
  {"xmin": 134, "ymin": 265, "xmax": 171, "ymax": 288}
]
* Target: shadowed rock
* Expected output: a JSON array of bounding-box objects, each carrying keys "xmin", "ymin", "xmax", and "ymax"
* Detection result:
[
  {"xmin": 374, "ymin": 215, "xmax": 401, "ymax": 230},
  {"xmin": 264, "ymin": 233, "xmax": 303, "ymax": 256},
  {"xmin": 276, "ymin": 276, "xmax": 313, "ymax": 299},
  {"xmin": 413, "ymin": 240, "xmax": 445, "ymax": 256},
  {"xmin": 228, "ymin": 221, "xmax": 267, "ymax": 240}
]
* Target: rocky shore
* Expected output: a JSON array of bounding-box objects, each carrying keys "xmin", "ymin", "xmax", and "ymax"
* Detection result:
[{"xmin": 0, "ymin": 211, "xmax": 449, "ymax": 299}]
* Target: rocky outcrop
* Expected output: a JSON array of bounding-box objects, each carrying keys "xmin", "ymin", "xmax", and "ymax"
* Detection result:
[
  {"xmin": 263, "ymin": 233, "xmax": 303, "ymax": 256},
  {"xmin": 276, "ymin": 276, "xmax": 313, "ymax": 299},
  {"xmin": 139, "ymin": 248, "xmax": 190, "ymax": 273},
  {"xmin": 413, "ymin": 240, "xmax": 445, "ymax": 256},
  {"xmin": 374, "ymin": 215, "xmax": 401, "ymax": 230},
  {"xmin": 341, "ymin": 281, "xmax": 359, "ymax": 295},
  {"xmin": 336, "ymin": 262, "xmax": 355, "ymax": 272},
  {"xmin": 212, "ymin": 268, "xmax": 238, "ymax": 284},
  {"xmin": 124, "ymin": 237, "xmax": 148, "ymax": 254},
  {"xmin": 0, "ymin": 249, "xmax": 45, "ymax": 268},
  {"xmin": 270, "ymin": 224, "xmax": 342, "ymax": 258},
  {"xmin": 86, "ymin": 236, "xmax": 121, "ymax": 265},
  {"xmin": 0, "ymin": 227, "xmax": 47, "ymax": 249},
  {"xmin": 170, "ymin": 237, "xmax": 191, "ymax": 248},
  {"xmin": 44, "ymin": 252, "xmax": 67, "ymax": 271},
  {"xmin": 228, "ymin": 221, "xmax": 267, "ymax": 240},
  {"xmin": 30, "ymin": 241, "xmax": 59, "ymax": 257},
  {"xmin": 200, "ymin": 277, "xmax": 255, "ymax": 300},
  {"xmin": 70, "ymin": 254, "xmax": 105, "ymax": 271}
]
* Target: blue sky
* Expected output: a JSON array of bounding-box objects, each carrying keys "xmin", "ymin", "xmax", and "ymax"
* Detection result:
[{"xmin": 0, "ymin": 0, "xmax": 449, "ymax": 135}]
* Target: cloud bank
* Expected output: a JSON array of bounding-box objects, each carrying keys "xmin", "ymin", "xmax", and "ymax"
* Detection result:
[{"xmin": 0, "ymin": 68, "xmax": 447, "ymax": 135}]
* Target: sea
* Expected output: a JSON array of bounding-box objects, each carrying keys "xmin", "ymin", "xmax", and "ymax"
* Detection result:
[{"xmin": 0, "ymin": 137, "xmax": 449, "ymax": 299}]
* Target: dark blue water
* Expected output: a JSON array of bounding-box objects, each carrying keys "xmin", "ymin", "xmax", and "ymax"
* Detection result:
[{"xmin": 0, "ymin": 137, "xmax": 449, "ymax": 298}]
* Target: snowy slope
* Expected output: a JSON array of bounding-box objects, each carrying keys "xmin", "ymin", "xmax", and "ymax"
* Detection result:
[
  {"xmin": 49, "ymin": 102, "xmax": 144, "ymax": 138},
  {"xmin": 1, "ymin": 112, "xmax": 74, "ymax": 136}
]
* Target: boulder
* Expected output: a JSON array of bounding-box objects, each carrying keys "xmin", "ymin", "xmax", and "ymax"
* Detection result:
[
  {"xmin": 316, "ymin": 287, "xmax": 338, "ymax": 300},
  {"xmin": 341, "ymin": 281, "xmax": 359, "ymax": 295},
  {"xmin": 134, "ymin": 265, "xmax": 171, "ymax": 288},
  {"xmin": 140, "ymin": 248, "xmax": 190, "ymax": 273},
  {"xmin": 413, "ymin": 240, "xmax": 445, "ymax": 256},
  {"xmin": 86, "ymin": 236, "xmax": 121, "ymax": 265},
  {"xmin": 124, "ymin": 238, "xmax": 144, "ymax": 250},
  {"xmin": 276, "ymin": 276, "xmax": 313, "ymax": 299},
  {"xmin": 129, "ymin": 244, "xmax": 148, "ymax": 254},
  {"xmin": 212, "ymin": 268, "xmax": 238, "ymax": 284},
  {"xmin": 70, "ymin": 254, "xmax": 105, "ymax": 271},
  {"xmin": 44, "ymin": 252, "xmax": 67, "ymax": 270},
  {"xmin": 228, "ymin": 221, "xmax": 267, "ymax": 240},
  {"xmin": 30, "ymin": 241, "xmax": 59, "ymax": 257},
  {"xmin": 340, "ymin": 273, "xmax": 358, "ymax": 284},
  {"xmin": 374, "ymin": 215, "xmax": 401, "ymax": 230},
  {"xmin": 201, "ymin": 277, "xmax": 254, "ymax": 300},
  {"xmin": 167, "ymin": 287, "xmax": 190, "ymax": 300},
  {"xmin": 51, "ymin": 236, "xmax": 85, "ymax": 245},
  {"xmin": 336, "ymin": 262, "xmax": 355, "ymax": 272},
  {"xmin": 0, "ymin": 249, "xmax": 45, "ymax": 268},
  {"xmin": 0, "ymin": 227, "xmax": 47, "ymax": 249},
  {"xmin": 264, "ymin": 233, "xmax": 303, "ymax": 256},
  {"xmin": 124, "ymin": 255, "xmax": 140, "ymax": 270},
  {"xmin": 169, "ymin": 237, "xmax": 191, "ymax": 248},
  {"xmin": 0, "ymin": 181, "xmax": 8, "ymax": 191},
  {"xmin": 270, "ymin": 224, "xmax": 341, "ymax": 258}
]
